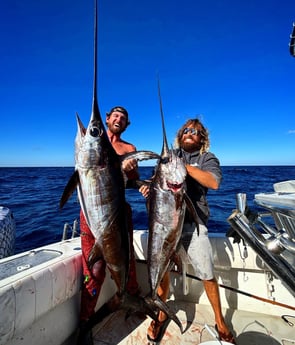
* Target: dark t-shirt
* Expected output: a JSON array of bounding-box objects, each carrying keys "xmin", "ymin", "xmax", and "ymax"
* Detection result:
[{"xmin": 177, "ymin": 148, "xmax": 222, "ymax": 226}]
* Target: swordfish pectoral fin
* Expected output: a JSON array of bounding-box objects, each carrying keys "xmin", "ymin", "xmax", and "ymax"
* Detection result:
[
  {"xmin": 172, "ymin": 244, "xmax": 190, "ymax": 295},
  {"xmin": 87, "ymin": 241, "xmax": 104, "ymax": 271},
  {"xmin": 59, "ymin": 170, "xmax": 80, "ymax": 209},
  {"xmin": 183, "ymin": 192, "xmax": 200, "ymax": 236}
]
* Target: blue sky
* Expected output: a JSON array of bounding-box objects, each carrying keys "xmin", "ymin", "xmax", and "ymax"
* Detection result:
[{"xmin": 1, "ymin": 0, "xmax": 294, "ymax": 167}]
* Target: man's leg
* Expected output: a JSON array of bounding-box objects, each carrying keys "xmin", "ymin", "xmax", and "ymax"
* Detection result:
[{"xmin": 203, "ymin": 278, "xmax": 235, "ymax": 343}]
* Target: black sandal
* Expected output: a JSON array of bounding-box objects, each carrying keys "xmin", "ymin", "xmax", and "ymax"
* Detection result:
[{"xmin": 147, "ymin": 318, "xmax": 170, "ymax": 344}]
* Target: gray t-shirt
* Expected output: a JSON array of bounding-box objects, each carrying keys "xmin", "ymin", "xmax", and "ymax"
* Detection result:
[{"xmin": 177, "ymin": 148, "xmax": 222, "ymax": 225}]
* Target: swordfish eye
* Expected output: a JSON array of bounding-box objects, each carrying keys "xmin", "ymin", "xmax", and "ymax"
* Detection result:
[{"xmin": 90, "ymin": 126, "xmax": 102, "ymax": 137}]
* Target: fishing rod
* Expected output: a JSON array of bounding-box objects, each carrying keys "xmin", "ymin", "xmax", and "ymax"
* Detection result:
[
  {"xmin": 186, "ymin": 271, "xmax": 295, "ymax": 312},
  {"xmin": 136, "ymin": 259, "xmax": 295, "ymax": 311}
]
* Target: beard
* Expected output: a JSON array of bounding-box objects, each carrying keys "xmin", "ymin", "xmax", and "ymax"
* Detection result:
[
  {"xmin": 180, "ymin": 138, "xmax": 199, "ymax": 152},
  {"xmin": 108, "ymin": 123, "xmax": 126, "ymax": 135}
]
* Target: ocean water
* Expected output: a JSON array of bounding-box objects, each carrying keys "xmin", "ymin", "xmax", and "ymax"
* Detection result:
[{"xmin": 0, "ymin": 166, "xmax": 294, "ymax": 255}]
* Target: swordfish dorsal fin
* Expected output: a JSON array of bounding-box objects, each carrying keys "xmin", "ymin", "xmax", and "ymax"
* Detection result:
[
  {"xmin": 157, "ymin": 77, "xmax": 170, "ymax": 159},
  {"xmin": 76, "ymin": 112, "xmax": 86, "ymax": 137}
]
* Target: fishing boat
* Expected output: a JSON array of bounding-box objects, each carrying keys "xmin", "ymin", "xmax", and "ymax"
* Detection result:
[{"xmin": 0, "ymin": 180, "xmax": 294, "ymax": 345}]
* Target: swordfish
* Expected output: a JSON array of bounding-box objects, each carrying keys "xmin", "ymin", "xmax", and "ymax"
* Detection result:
[
  {"xmin": 60, "ymin": 1, "xmax": 158, "ymax": 304},
  {"xmin": 146, "ymin": 80, "xmax": 200, "ymax": 336}
]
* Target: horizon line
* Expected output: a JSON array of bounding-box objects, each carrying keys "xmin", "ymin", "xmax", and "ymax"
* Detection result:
[{"xmin": 0, "ymin": 164, "xmax": 294, "ymax": 168}]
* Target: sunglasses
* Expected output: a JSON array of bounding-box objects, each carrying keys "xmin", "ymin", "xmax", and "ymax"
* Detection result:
[{"xmin": 183, "ymin": 127, "xmax": 200, "ymax": 136}]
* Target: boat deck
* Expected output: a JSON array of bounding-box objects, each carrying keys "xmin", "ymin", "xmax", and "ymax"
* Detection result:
[{"xmin": 91, "ymin": 301, "xmax": 294, "ymax": 345}]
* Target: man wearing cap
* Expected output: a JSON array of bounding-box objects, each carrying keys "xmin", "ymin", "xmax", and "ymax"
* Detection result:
[
  {"xmin": 78, "ymin": 106, "xmax": 140, "ymax": 344},
  {"xmin": 105, "ymin": 106, "xmax": 138, "ymax": 175}
]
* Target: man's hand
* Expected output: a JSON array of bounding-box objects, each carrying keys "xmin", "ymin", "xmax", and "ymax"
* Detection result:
[
  {"xmin": 122, "ymin": 158, "xmax": 137, "ymax": 172},
  {"xmin": 139, "ymin": 184, "xmax": 150, "ymax": 198}
]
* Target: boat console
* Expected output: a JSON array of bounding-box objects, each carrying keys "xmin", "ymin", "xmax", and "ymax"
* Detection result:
[{"xmin": 228, "ymin": 180, "xmax": 295, "ymax": 297}]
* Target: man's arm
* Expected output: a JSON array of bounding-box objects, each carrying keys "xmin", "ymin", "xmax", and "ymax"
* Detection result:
[
  {"xmin": 186, "ymin": 164, "xmax": 219, "ymax": 190},
  {"xmin": 120, "ymin": 143, "xmax": 140, "ymax": 181},
  {"xmin": 122, "ymin": 159, "xmax": 139, "ymax": 179}
]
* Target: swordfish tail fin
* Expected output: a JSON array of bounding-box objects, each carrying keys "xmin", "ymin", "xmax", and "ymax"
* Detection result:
[
  {"xmin": 143, "ymin": 294, "xmax": 184, "ymax": 334},
  {"xmin": 111, "ymin": 292, "xmax": 184, "ymax": 334}
]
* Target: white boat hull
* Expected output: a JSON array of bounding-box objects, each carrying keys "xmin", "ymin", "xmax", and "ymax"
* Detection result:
[
  {"xmin": 0, "ymin": 230, "xmax": 294, "ymax": 344},
  {"xmin": 0, "ymin": 238, "xmax": 82, "ymax": 345}
]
